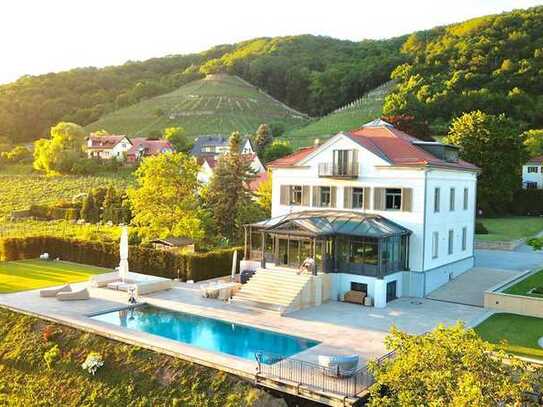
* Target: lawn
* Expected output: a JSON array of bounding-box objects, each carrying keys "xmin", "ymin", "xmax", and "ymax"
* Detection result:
[
  {"xmin": 475, "ymin": 313, "xmax": 543, "ymax": 359},
  {"xmin": 503, "ymin": 269, "xmax": 543, "ymax": 297},
  {"xmin": 476, "ymin": 216, "xmax": 543, "ymax": 241},
  {"xmin": 0, "ymin": 259, "xmax": 110, "ymax": 293}
]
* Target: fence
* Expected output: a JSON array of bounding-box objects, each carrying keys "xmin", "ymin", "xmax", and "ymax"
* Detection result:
[{"xmin": 255, "ymin": 350, "xmax": 395, "ymax": 398}]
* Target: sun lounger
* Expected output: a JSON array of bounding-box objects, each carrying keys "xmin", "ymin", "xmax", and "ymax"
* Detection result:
[
  {"xmin": 40, "ymin": 284, "xmax": 72, "ymax": 298},
  {"xmin": 318, "ymin": 354, "xmax": 360, "ymax": 377},
  {"xmin": 57, "ymin": 288, "xmax": 90, "ymax": 301},
  {"xmin": 89, "ymin": 272, "xmax": 120, "ymax": 287},
  {"xmin": 134, "ymin": 279, "xmax": 173, "ymax": 296}
]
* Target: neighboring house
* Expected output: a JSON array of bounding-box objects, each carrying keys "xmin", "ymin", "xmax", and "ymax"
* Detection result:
[
  {"xmin": 126, "ymin": 138, "xmax": 174, "ymax": 163},
  {"xmin": 86, "ymin": 134, "xmax": 132, "ymax": 160},
  {"xmin": 241, "ymin": 119, "xmax": 479, "ymax": 308},
  {"xmin": 190, "ymin": 135, "xmax": 255, "ymax": 157},
  {"xmin": 522, "ymin": 156, "xmax": 543, "ymax": 189},
  {"xmin": 197, "ymin": 153, "xmax": 267, "ymax": 187}
]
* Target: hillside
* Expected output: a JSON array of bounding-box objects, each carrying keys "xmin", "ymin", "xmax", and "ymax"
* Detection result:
[
  {"xmin": 385, "ymin": 5, "xmax": 543, "ymax": 133},
  {"xmin": 281, "ymin": 81, "xmax": 394, "ymax": 148},
  {"xmin": 87, "ymin": 74, "xmax": 309, "ymax": 137},
  {"xmin": 0, "ymin": 35, "xmax": 404, "ymax": 143}
]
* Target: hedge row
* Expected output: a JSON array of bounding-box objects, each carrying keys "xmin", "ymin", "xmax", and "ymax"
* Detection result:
[
  {"xmin": 29, "ymin": 205, "xmax": 80, "ymax": 221},
  {"xmin": 0, "ymin": 236, "xmax": 242, "ymax": 282}
]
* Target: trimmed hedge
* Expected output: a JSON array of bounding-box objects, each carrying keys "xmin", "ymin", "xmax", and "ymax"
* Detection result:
[
  {"xmin": 29, "ymin": 205, "xmax": 82, "ymax": 221},
  {"xmin": 0, "ymin": 236, "xmax": 242, "ymax": 282}
]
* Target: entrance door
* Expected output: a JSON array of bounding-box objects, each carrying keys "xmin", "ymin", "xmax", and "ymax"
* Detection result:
[
  {"xmin": 386, "ymin": 281, "xmax": 397, "ymax": 303},
  {"xmin": 277, "ymin": 238, "xmax": 288, "ymax": 266}
]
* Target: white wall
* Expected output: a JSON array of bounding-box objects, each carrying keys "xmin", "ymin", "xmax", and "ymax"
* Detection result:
[
  {"xmin": 111, "ymin": 137, "xmax": 132, "ymax": 160},
  {"xmin": 522, "ymin": 165, "xmax": 543, "ymax": 188}
]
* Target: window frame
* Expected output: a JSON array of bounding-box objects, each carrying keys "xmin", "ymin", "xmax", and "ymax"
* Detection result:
[
  {"xmin": 527, "ymin": 166, "xmax": 539, "ymax": 173},
  {"xmin": 463, "ymin": 188, "xmax": 468, "ymax": 210},
  {"xmin": 352, "ymin": 187, "xmax": 364, "ymax": 209},
  {"xmin": 432, "ymin": 232, "xmax": 439, "ymax": 259},
  {"xmin": 385, "ymin": 188, "xmax": 402, "ymax": 211},
  {"xmin": 449, "ymin": 188, "xmax": 455, "ymax": 211},
  {"xmin": 448, "ymin": 229, "xmax": 454, "ymax": 255},
  {"xmin": 462, "ymin": 226, "xmax": 467, "ymax": 251},
  {"xmin": 320, "ymin": 186, "xmax": 332, "ymax": 207},
  {"xmin": 434, "ymin": 187, "xmax": 440, "ymax": 213},
  {"xmin": 527, "ymin": 182, "xmax": 538, "ymax": 190},
  {"xmin": 289, "ymin": 185, "xmax": 303, "ymax": 206}
]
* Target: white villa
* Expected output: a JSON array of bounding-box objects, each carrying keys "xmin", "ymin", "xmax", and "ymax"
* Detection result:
[
  {"xmin": 238, "ymin": 119, "xmax": 479, "ymax": 309},
  {"xmin": 522, "ymin": 156, "xmax": 543, "ymax": 189}
]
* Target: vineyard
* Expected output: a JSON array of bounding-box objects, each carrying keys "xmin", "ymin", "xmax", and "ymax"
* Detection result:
[
  {"xmin": 0, "ymin": 174, "xmax": 131, "ymax": 240},
  {"xmin": 281, "ymin": 81, "xmax": 394, "ymax": 148},
  {"xmin": 87, "ymin": 74, "xmax": 310, "ymax": 138}
]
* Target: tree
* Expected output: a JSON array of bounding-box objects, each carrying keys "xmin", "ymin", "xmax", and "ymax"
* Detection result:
[
  {"xmin": 381, "ymin": 114, "xmax": 433, "ymax": 141},
  {"xmin": 80, "ymin": 194, "xmax": 99, "ymax": 223},
  {"xmin": 128, "ymin": 152, "xmax": 204, "ymax": 241},
  {"xmin": 206, "ymin": 132, "xmax": 256, "ymax": 242},
  {"xmin": 255, "ymin": 175, "xmax": 272, "ymax": 216},
  {"xmin": 262, "ymin": 140, "xmax": 293, "ymax": 163},
  {"xmin": 253, "ymin": 123, "xmax": 272, "ymax": 154},
  {"xmin": 522, "ymin": 129, "xmax": 543, "ymax": 158},
  {"xmin": 368, "ymin": 323, "xmax": 536, "ymax": 406},
  {"xmin": 33, "ymin": 122, "xmax": 87, "ymax": 175},
  {"xmin": 445, "ymin": 111, "xmax": 526, "ymax": 215},
  {"xmin": 163, "ymin": 127, "xmax": 190, "ymax": 152}
]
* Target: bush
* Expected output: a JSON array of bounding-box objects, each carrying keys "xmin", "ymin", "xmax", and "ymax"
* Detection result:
[
  {"xmin": 44, "ymin": 345, "xmax": 60, "ymax": 369},
  {"xmin": 0, "ymin": 236, "xmax": 242, "ymax": 282},
  {"xmin": 527, "ymin": 237, "xmax": 543, "ymax": 251},
  {"xmin": 532, "ymin": 286, "xmax": 543, "ymax": 295},
  {"xmin": 475, "ymin": 221, "xmax": 488, "ymax": 234}
]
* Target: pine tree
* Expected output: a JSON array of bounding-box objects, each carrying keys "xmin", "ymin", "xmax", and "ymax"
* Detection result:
[
  {"xmin": 101, "ymin": 185, "xmax": 117, "ymax": 223},
  {"xmin": 207, "ymin": 132, "xmax": 256, "ymax": 242},
  {"xmin": 253, "ymin": 123, "xmax": 272, "ymax": 155},
  {"xmin": 80, "ymin": 194, "xmax": 99, "ymax": 223}
]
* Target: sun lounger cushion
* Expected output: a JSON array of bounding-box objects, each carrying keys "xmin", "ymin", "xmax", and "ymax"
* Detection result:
[
  {"xmin": 57, "ymin": 288, "xmax": 90, "ymax": 301},
  {"xmin": 40, "ymin": 284, "xmax": 72, "ymax": 298},
  {"xmin": 343, "ymin": 290, "xmax": 366, "ymax": 304},
  {"xmin": 134, "ymin": 279, "xmax": 173, "ymax": 296},
  {"xmin": 89, "ymin": 272, "xmax": 120, "ymax": 287},
  {"xmin": 318, "ymin": 354, "xmax": 359, "ymax": 377}
]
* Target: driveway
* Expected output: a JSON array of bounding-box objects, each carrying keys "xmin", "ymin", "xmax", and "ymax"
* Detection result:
[{"xmin": 475, "ymin": 248, "xmax": 543, "ymax": 271}]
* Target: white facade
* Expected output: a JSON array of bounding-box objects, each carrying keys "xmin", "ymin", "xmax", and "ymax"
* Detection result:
[
  {"xmin": 86, "ymin": 136, "xmax": 132, "ymax": 160},
  {"xmin": 270, "ymin": 132, "xmax": 478, "ymax": 307},
  {"xmin": 522, "ymin": 163, "xmax": 543, "ymax": 189}
]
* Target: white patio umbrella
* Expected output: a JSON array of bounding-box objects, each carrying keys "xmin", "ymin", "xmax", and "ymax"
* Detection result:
[
  {"xmin": 119, "ymin": 226, "xmax": 129, "ymax": 283},
  {"xmin": 231, "ymin": 250, "xmax": 238, "ymax": 281}
]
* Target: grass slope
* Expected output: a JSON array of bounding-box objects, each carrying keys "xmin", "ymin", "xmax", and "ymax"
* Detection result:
[
  {"xmin": 0, "ymin": 259, "xmax": 109, "ymax": 293},
  {"xmin": 0, "ymin": 307, "xmax": 278, "ymax": 406},
  {"xmin": 475, "ymin": 217, "xmax": 543, "ymax": 241},
  {"xmin": 281, "ymin": 81, "xmax": 394, "ymax": 148},
  {"xmin": 475, "ymin": 313, "xmax": 543, "ymax": 360},
  {"xmin": 88, "ymin": 74, "xmax": 309, "ymax": 137}
]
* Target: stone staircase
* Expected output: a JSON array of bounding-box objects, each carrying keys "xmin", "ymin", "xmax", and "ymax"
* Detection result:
[{"xmin": 231, "ymin": 268, "xmax": 328, "ymax": 315}]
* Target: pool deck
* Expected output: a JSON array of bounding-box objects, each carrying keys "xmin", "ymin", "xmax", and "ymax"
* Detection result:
[{"xmin": 0, "ymin": 279, "xmax": 487, "ymax": 404}]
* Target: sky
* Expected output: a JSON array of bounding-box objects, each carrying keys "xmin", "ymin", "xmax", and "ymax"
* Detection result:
[{"xmin": 1, "ymin": 0, "xmax": 542, "ymax": 84}]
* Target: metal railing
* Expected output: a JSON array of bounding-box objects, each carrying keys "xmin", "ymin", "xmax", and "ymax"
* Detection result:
[
  {"xmin": 318, "ymin": 161, "xmax": 359, "ymax": 178},
  {"xmin": 255, "ymin": 350, "xmax": 395, "ymax": 398}
]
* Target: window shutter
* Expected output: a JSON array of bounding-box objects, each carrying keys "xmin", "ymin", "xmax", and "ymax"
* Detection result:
[
  {"xmin": 363, "ymin": 187, "xmax": 371, "ymax": 210},
  {"xmin": 351, "ymin": 150, "xmax": 359, "ymax": 176},
  {"xmin": 312, "ymin": 186, "xmax": 320, "ymax": 207},
  {"xmin": 401, "ymin": 188, "xmax": 413, "ymax": 212},
  {"xmin": 374, "ymin": 188, "xmax": 385, "ymax": 210},
  {"xmin": 302, "ymin": 186, "xmax": 310, "ymax": 206},
  {"xmin": 330, "ymin": 187, "xmax": 337, "ymax": 208},
  {"xmin": 280, "ymin": 185, "xmax": 289, "ymax": 205},
  {"xmin": 344, "ymin": 187, "xmax": 352, "ymax": 209}
]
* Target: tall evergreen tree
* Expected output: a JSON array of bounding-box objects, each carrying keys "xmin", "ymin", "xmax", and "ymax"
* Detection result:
[
  {"xmin": 80, "ymin": 194, "xmax": 99, "ymax": 223},
  {"xmin": 253, "ymin": 123, "xmax": 272, "ymax": 155},
  {"xmin": 207, "ymin": 132, "xmax": 256, "ymax": 242}
]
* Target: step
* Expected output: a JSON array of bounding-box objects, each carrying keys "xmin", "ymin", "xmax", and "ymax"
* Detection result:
[
  {"xmin": 233, "ymin": 292, "xmax": 293, "ymax": 306},
  {"xmin": 241, "ymin": 283, "xmax": 306, "ymax": 293},
  {"xmin": 230, "ymin": 298, "xmax": 285, "ymax": 313}
]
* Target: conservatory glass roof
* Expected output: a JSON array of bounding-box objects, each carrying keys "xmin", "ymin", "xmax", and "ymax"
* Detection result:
[{"xmin": 249, "ymin": 210, "xmax": 411, "ymax": 238}]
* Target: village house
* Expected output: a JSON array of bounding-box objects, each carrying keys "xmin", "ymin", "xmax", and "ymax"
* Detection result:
[
  {"xmin": 237, "ymin": 119, "xmax": 479, "ymax": 309},
  {"xmin": 522, "ymin": 156, "xmax": 543, "ymax": 189},
  {"xmin": 86, "ymin": 134, "xmax": 174, "ymax": 162}
]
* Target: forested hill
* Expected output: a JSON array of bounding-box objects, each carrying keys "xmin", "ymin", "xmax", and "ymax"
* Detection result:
[
  {"xmin": 384, "ymin": 6, "xmax": 543, "ymax": 133},
  {"xmin": 0, "ymin": 35, "xmax": 404, "ymax": 143}
]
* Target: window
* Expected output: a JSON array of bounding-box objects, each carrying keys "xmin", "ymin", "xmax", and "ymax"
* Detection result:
[
  {"xmin": 528, "ymin": 166, "xmax": 539, "ymax": 173},
  {"xmin": 350, "ymin": 239, "xmax": 378, "ymax": 264},
  {"xmin": 463, "ymin": 188, "xmax": 468, "ymax": 210},
  {"xmin": 448, "ymin": 229, "xmax": 454, "ymax": 255},
  {"xmin": 385, "ymin": 188, "xmax": 402, "ymax": 210},
  {"xmin": 432, "ymin": 232, "xmax": 439, "ymax": 259},
  {"xmin": 462, "ymin": 227, "xmax": 467, "ymax": 251},
  {"xmin": 289, "ymin": 186, "xmax": 302, "ymax": 205},
  {"xmin": 320, "ymin": 186, "xmax": 331, "ymax": 207},
  {"xmin": 449, "ymin": 188, "xmax": 455, "ymax": 211},
  {"xmin": 527, "ymin": 182, "xmax": 538, "ymax": 189},
  {"xmin": 351, "ymin": 282, "xmax": 368, "ymax": 294},
  {"xmin": 434, "ymin": 187, "xmax": 440, "ymax": 213},
  {"xmin": 352, "ymin": 188, "xmax": 364, "ymax": 209},
  {"xmin": 201, "ymin": 145, "xmax": 216, "ymax": 153}
]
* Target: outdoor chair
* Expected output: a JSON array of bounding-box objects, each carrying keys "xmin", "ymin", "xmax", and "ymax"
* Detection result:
[
  {"xmin": 57, "ymin": 288, "xmax": 90, "ymax": 301},
  {"xmin": 40, "ymin": 284, "xmax": 72, "ymax": 298},
  {"xmin": 318, "ymin": 354, "xmax": 360, "ymax": 378}
]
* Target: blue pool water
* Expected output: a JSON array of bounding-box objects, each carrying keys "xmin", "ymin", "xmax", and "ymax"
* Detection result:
[{"xmin": 90, "ymin": 305, "xmax": 319, "ymax": 362}]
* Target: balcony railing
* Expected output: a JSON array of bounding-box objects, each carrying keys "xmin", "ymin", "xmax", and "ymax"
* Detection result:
[{"xmin": 318, "ymin": 161, "xmax": 359, "ymax": 178}]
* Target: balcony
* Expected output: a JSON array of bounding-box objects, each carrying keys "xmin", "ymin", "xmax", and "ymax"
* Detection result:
[{"xmin": 318, "ymin": 161, "xmax": 359, "ymax": 178}]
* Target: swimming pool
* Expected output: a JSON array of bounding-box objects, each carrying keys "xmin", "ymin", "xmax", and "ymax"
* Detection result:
[{"xmin": 90, "ymin": 305, "xmax": 319, "ymax": 362}]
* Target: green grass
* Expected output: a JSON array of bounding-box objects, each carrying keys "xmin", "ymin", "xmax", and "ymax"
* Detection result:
[
  {"xmin": 503, "ymin": 269, "xmax": 543, "ymax": 297},
  {"xmin": 475, "ymin": 216, "xmax": 543, "ymax": 241},
  {"xmin": 87, "ymin": 74, "xmax": 310, "ymax": 138},
  {"xmin": 0, "ymin": 259, "xmax": 110, "ymax": 293},
  {"xmin": 475, "ymin": 313, "xmax": 543, "ymax": 359},
  {"xmin": 281, "ymin": 81, "xmax": 394, "ymax": 148}
]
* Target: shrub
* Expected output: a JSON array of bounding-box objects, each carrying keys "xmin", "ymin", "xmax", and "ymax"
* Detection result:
[
  {"xmin": 532, "ymin": 286, "xmax": 543, "ymax": 295},
  {"xmin": 527, "ymin": 237, "xmax": 543, "ymax": 251},
  {"xmin": 42, "ymin": 325, "xmax": 60, "ymax": 343},
  {"xmin": 81, "ymin": 352, "xmax": 104, "ymax": 375},
  {"xmin": 475, "ymin": 221, "xmax": 488, "ymax": 234},
  {"xmin": 44, "ymin": 345, "xmax": 61, "ymax": 369}
]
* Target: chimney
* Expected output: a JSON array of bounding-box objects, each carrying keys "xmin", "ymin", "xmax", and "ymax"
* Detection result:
[{"xmin": 314, "ymin": 138, "xmax": 321, "ymax": 147}]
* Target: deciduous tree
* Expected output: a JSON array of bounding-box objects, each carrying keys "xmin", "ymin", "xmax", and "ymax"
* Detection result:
[
  {"xmin": 253, "ymin": 123, "xmax": 272, "ymax": 154},
  {"xmin": 522, "ymin": 129, "xmax": 543, "ymax": 158},
  {"xmin": 262, "ymin": 140, "xmax": 293, "ymax": 163},
  {"xmin": 163, "ymin": 127, "xmax": 190, "ymax": 152}
]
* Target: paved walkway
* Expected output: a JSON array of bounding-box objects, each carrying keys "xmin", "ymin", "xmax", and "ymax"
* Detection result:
[
  {"xmin": 426, "ymin": 267, "xmax": 521, "ymax": 307},
  {"xmin": 475, "ymin": 249, "xmax": 543, "ymax": 271}
]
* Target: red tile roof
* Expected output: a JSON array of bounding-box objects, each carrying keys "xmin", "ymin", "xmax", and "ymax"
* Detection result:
[
  {"xmin": 266, "ymin": 146, "xmax": 317, "ymax": 168},
  {"xmin": 87, "ymin": 134, "xmax": 127, "ymax": 149},
  {"xmin": 248, "ymin": 171, "xmax": 269, "ymax": 191},
  {"xmin": 527, "ymin": 156, "xmax": 543, "ymax": 164},
  {"xmin": 127, "ymin": 138, "xmax": 174, "ymax": 157},
  {"xmin": 268, "ymin": 125, "xmax": 478, "ymax": 171}
]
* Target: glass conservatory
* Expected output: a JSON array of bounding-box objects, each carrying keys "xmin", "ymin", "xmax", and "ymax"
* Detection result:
[{"xmin": 244, "ymin": 210, "xmax": 411, "ymax": 278}]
